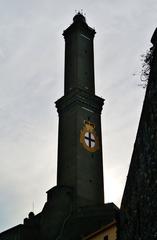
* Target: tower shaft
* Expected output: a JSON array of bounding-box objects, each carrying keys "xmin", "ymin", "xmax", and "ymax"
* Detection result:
[{"xmin": 56, "ymin": 13, "xmax": 104, "ymax": 208}]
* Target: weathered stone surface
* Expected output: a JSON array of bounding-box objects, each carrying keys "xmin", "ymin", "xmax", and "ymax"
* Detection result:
[{"xmin": 119, "ymin": 28, "xmax": 157, "ymax": 240}]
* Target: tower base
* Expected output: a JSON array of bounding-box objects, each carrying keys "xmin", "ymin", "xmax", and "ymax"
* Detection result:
[{"xmin": 0, "ymin": 186, "xmax": 119, "ymax": 240}]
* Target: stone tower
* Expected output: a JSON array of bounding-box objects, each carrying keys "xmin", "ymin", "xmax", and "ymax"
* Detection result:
[{"xmin": 56, "ymin": 12, "xmax": 104, "ymax": 208}]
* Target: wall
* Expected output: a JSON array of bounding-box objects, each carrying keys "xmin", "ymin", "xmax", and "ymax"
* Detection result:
[{"xmin": 119, "ymin": 28, "xmax": 157, "ymax": 240}]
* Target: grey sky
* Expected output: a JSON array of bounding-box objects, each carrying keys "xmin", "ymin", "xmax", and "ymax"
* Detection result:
[{"xmin": 0, "ymin": 0, "xmax": 157, "ymax": 232}]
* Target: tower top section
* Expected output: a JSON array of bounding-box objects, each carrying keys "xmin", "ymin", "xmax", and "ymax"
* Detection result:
[
  {"xmin": 63, "ymin": 13, "xmax": 96, "ymax": 95},
  {"xmin": 73, "ymin": 12, "xmax": 86, "ymax": 23},
  {"xmin": 63, "ymin": 12, "xmax": 96, "ymax": 38},
  {"xmin": 63, "ymin": 13, "xmax": 96, "ymax": 39}
]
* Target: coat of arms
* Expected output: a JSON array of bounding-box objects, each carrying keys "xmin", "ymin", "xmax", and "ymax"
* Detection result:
[{"xmin": 80, "ymin": 120, "xmax": 99, "ymax": 152}]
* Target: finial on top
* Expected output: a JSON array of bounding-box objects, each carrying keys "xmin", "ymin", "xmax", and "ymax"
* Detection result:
[{"xmin": 73, "ymin": 10, "xmax": 86, "ymax": 23}]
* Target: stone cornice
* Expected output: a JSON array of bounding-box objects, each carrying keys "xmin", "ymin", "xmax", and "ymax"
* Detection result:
[{"xmin": 55, "ymin": 88, "xmax": 104, "ymax": 115}]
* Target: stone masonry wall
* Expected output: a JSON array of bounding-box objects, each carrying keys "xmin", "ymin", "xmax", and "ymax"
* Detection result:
[{"xmin": 119, "ymin": 28, "xmax": 157, "ymax": 240}]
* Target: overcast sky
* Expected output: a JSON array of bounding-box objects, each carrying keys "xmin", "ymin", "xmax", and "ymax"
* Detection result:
[{"xmin": 0, "ymin": 0, "xmax": 157, "ymax": 232}]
